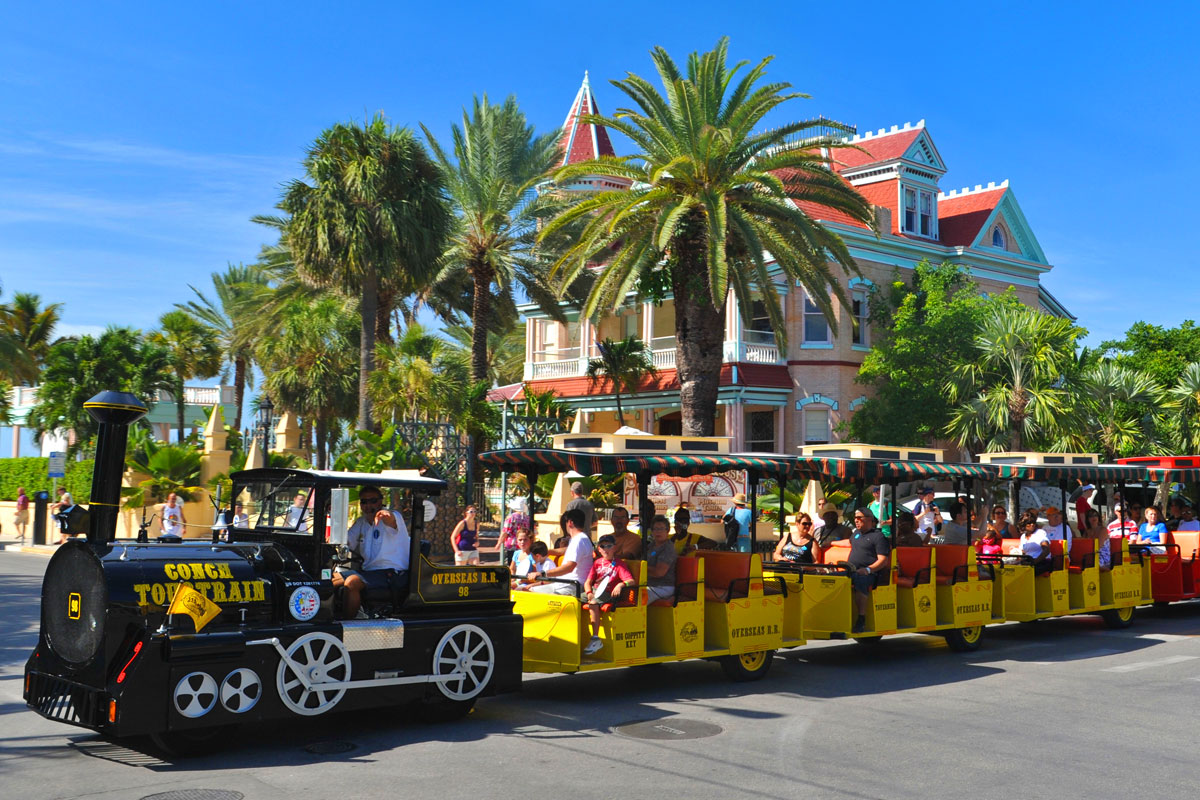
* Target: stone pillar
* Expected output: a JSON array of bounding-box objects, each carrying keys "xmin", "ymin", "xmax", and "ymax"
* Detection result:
[
  {"xmin": 272, "ymin": 411, "xmax": 306, "ymax": 461},
  {"xmin": 245, "ymin": 438, "xmax": 266, "ymax": 470},
  {"xmin": 11, "ymin": 424, "xmax": 20, "ymax": 458},
  {"xmin": 200, "ymin": 405, "xmax": 230, "ymax": 485}
]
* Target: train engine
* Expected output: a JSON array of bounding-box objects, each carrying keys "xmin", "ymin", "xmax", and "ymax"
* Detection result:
[{"xmin": 24, "ymin": 391, "xmax": 523, "ymax": 752}]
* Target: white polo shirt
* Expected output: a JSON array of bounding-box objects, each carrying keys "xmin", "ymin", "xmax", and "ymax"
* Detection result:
[{"xmin": 349, "ymin": 510, "xmax": 410, "ymax": 571}]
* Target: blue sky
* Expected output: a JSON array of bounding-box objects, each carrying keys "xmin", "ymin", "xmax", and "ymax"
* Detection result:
[{"xmin": 1, "ymin": 0, "xmax": 1196, "ymax": 355}]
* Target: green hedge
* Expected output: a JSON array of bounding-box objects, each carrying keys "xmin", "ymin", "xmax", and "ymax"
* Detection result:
[{"xmin": 0, "ymin": 458, "xmax": 93, "ymax": 501}]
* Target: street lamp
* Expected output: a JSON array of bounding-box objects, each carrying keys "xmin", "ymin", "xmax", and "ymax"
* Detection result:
[{"xmin": 257, "ymin": 395, "xmax": 274, "ymax": 454}]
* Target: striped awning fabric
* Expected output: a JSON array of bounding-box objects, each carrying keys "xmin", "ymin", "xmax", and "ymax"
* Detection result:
[
  {"xmin": 1146, "ymin": 466, "xmax": 1200, "ymax": 482},
  {"xmin": 793, "ymin": 457, "xmax": 998, "ymax": 482},
  {"xmin": 992, "ymin": 463, "xmax": 1147, "ymax": 483},
  {"xmin": 476, "ymin": 448, "xmax": 799, "ymax": 477}
]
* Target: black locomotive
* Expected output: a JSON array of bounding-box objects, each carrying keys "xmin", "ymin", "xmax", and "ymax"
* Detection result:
[{"xmin": 24, "ymin": 391, "xmax": 522, "ymax": 752}]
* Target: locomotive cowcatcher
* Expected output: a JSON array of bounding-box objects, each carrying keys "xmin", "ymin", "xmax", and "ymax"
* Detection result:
[{"xmin": 24, "ymin": 391, "xmax": 522, "ymax": 752}]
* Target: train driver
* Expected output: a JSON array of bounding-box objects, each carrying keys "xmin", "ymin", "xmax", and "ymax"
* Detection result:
[{"xmin": 332, "ymin": 486, "xmax": 409, "ymax": 618}]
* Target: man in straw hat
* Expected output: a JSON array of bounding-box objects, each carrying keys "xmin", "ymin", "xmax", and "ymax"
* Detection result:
[{"xmin": 724, "ymin": 492, "xmax": 753, "ymax": 552}]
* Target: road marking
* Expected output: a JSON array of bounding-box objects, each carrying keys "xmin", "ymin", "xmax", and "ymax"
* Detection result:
[{"xmin": 1102, "ymin": 655, "xmax": 1199, "ymax": 673}]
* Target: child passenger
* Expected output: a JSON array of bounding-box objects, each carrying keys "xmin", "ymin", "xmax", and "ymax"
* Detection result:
[
  {"xmin": 582, "ymin": 535, "xmax": 635, "ymax": 655},
  {"xmin": 974, "ymin": 527, "xmax": 1003, "ymax": 556}
]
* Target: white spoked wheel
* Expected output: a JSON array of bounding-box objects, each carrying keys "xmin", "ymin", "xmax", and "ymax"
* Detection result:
[
  {"xmin": 433, "ymin": 624, "xmax": 494, "ymax": 702},
  {"xmin": 173, "ymin": 671, "xmax": 218, "ymax": 718},
  {"xmin": 220, "ymin": 668, "xmax": 263, "ymax": 714},
  {"xmin": 276, "ymin": 632, "xmax": 351, "ymax": 716}
]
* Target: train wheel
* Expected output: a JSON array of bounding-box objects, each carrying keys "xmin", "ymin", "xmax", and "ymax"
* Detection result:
[
  {"xmin": 276, "ymin": 632, "xmax": 351, "ymax": 716},
  {"xmin": 720, "ymin": 650, "xmax": 775, "ymax": 682},
  {"xmin": 945, "ymin": 625, "xmax": 984, "ymax": 652},
  {"xmin": 432, "ymin": 624, "xmax": 495, "ymax": 701},
  {"xmin": 1101, "ymin": 605, "xmax": 1135, "ymax": 629},
  {"xmin": 148, "ymin": 724, "xmax": 238, "ymax": 757}
]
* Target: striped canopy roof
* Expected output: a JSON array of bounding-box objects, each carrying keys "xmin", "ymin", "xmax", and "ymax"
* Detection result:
[
  {"xmin": 1146, "ymin": 466, "xmax": 1200, "ymax": 481},
  {"xmin": 793, "ymin": 457, "xmax": 998, "ymax": 483},
  {"xmin": 476, "ymin": 448, "xmax": 799, "ymax": 477},
  {"xmin": 992, "ymin": 463, "xmax": 1147, "ymax": 483}
]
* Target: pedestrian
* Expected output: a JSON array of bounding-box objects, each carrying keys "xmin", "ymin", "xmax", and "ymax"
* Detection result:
[
  {"xmin": 723, "ymin": 493, "xmax": 753, "ymax": 552},
  {"xmin": 565, "ymin": 481, "xmax": 596, "ymax": 534},
  {"xmin": 160, "ymin": 492, "xmax": 186, "ymax": 541},
  {"xmin": 451, "ymin": 505, "xmax": 481, "ymax": 565},
  {"xmin": 14, "ymin": 487, "xmax": 30, "ymax": 543}
]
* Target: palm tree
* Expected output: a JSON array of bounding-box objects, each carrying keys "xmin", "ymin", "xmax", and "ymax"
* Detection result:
[
  {"xmin": 255, "ymin": 297, "xmax": 359, "ymax": 469},
  {"xmin": 946, "ymin": 305, "xmax": 1083, "ymax": 452},
  {"xmin": 585, "ymin": 336, "xmax": 658, "ymax": 428},
  {"xmin": 176, "ymin": 264, "xmax": 269, "ymax": 431},
  {"xmin": 539, "ymin": 39, "xmax": 874, "ymax": 435},
  {"xmin": 443, "ymin": 322, "xmax": 526, "ymax": 387},
  {"xmin": 421, "ymin": 95, "xmax": 564, "ymax": 384},
  {"xmin": 1082, "ymin": 361, "xmax": 1167, "ymax": 460},
  {"xmin": 0, "ymin": 292, "xmax": 62, "ymax": 382},
  {"xmin": 278, "ymin": 115, "xmax": 452, "ymax": 430},
  {"xmin": 1170, "ymin": 363, "xmax": 1200, "ymax": 454},
  {"xmin": 369, "ymin": 323, "xmax": 464, "ymax": 423},
  {"xmin": 149, "ymin": 310, "xmax": 222, "ymax": 442}
]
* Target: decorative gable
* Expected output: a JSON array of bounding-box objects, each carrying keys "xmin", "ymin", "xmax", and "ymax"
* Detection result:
[
  {"xmin": 937, "ymin": 181, "xmax": 1047, "ymax": 264},
  {"xmin": 900, "ymin": 130, "xmax": 945, "ymax": 175}
]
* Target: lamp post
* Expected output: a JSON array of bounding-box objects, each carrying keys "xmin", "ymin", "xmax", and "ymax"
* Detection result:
[{"xmin": 257, "ymin": 395, "xmax": 274, "ymax": 455}]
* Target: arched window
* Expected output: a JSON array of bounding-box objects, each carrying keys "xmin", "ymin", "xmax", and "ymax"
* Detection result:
[{"xmin": 992, "ymin": 227, "xmax": 1006, "ymax": 249}]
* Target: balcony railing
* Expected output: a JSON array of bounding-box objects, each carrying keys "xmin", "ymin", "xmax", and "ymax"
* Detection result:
[
  {"xmin": 156, "ymin": 386, "xmax": 235, "ymax": 406},
  {"xmin": 523, "ymin": 333, "xmax": 781, "ymax": 381}
]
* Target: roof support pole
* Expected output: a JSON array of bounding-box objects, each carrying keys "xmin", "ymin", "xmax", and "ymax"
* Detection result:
[
  {"xmin": 749, "ymin": 469, "xmax": 761, "ymax": 555},
  {"xmin": 637, "ymin": 471, "xmax": 651, "ymax": 555},
  {"xmin": 778, "ymin": 472, "xmax": 787, "ymax": 542},
  {"xmin": 524, "ymin": 470, "xmax": 538, "ymax": 543}
]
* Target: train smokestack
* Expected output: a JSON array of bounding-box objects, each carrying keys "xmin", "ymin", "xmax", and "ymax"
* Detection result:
[{"xmin": 83, "ymin": 390, "xmax": 147, "ymax": 550}]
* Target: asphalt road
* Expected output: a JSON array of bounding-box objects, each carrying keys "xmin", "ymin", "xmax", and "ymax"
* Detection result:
[{"xmin": 3, "ymin": 548, "xmax": 1199, "ymax": 800}]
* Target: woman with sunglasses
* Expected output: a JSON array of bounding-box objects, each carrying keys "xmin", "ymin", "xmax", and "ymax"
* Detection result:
[
  {"xmin": 774, "ymin": 512, "xmax": 817, "ymax": 564},
  {"xmin": 988, "ymin": 506, "xmax": 1018, "ymax": 539}
]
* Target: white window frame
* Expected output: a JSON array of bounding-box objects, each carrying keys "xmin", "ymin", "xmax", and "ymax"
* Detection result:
[
  {"xmin": 851, "ymin": 288, "xmax": 869, "ymax": 348},
  {"xmin": 803, "ymin": 406, "xmax": 831, "ymax": 445},
  {"xmin": 801, "ymin": 291, "xmax": 830, "ymax": 346},
  {"xmin": 902, "ymin": 186, "xmax": 936, "ymax": 238}
]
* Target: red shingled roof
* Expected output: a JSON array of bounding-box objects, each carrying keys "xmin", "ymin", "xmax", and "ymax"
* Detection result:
[
  {"xmin": 832, "ymin": 128, "xmax": 923, "ymax": 172},
  {"xmin": 558, "ymin": 72, "xmax": 616, "ymax": 166},
  {"xmin": 938, "ymin": 188, "xmax": 1005, "ymax": 247}
]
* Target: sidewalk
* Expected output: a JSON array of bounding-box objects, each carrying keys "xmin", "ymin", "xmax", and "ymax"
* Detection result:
[{"xmin": 0, "ymin": 529, "xmax": 59, "ymax": 555}]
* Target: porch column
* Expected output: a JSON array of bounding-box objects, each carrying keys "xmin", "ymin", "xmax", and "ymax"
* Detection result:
[
  {"xmin": 725, "ymin": 402, "xmax": 745, "ymax": 450},
  {"xmin": 775, "ymin": 407, "xmax": 786, "ymax": 453},
  {"xmin": 11, "ymin": 424, "xmax": 20, "ymax": 458},
  {"xmin": 642, "ymin": 301, "xmax": 655, "ymax": 346}
]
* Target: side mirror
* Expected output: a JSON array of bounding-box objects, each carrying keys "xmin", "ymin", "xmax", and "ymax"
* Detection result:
[{"xmin": 329, "ymin": 488, "xmax": 349, "ymax": 545}]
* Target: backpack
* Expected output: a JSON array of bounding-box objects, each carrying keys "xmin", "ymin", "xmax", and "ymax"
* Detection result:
[{"xmin": 723, "ymin": 511, "xmax": 741, "ymax": 550}]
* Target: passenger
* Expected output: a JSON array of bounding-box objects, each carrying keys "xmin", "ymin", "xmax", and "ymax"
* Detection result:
[
  {"xmin": 532, "ymin": 508, "xmax": 593, "ymax": 595},
  {"xmin": 939, "ymin": 501, "xmax": 971, "ymax": 545},
  {"xmin": 332, "ymin": 486, "xmax": 410, "ymax": 619},
  {"xmin": 1041, "ymin": 506, "xmax": 1073, "ymax": 552},
  {"xmin": 868, "ymin": 486, "xmax": 894, "ymax": 539},
  {"xmin": 670, "ymin": 505, "xmax": 704, "ymax": 555},
  {"xmin": 893, "ymin": 511, "xmax": 926, "ymax": 548},
  {"xmin": 1082, "ymin": 508, "xmax": 1111, "ymax": 570},
  {"xmin": 500, "ymin": 498, "xmax": 530, "ymax": 551},
  {"xmin": 285, "ymin": 492, "xmax": 310, "ymax": 531},
  {"xmin": 1132, "ymin": 505, "xmax": 1168, "ymax": 554},
  {"xmin": 1011, "ymin": 510, "xmax": 1051, "ymax": 571},
  {"xmin": 1177, "ymin": 504, "xmax": 1200, "ymax": 532},
  {"xmin": 958, "ymin": 496, "xmax": 977, "ymax": 527},
  {"xmin": 724, "ymin": 493, "xmax": 753, "ymax": 553},
  {"xmin": 988, "ymin": 506, "xmax": 1018, "ymax": 539},
  {"xmin": 508, "ymin": 530, "xmax": 536, "ymax": 586},
  {"xmin": 1128, "ymin": 502, "xmax": 1145, "ymax": 528},
  {"xmin": 1075, "ymin": 483, "xmax": 1096, "ymax": 524},
  {"xmin": 582, "ymin": 534, "xmax": 636, "ymax": 655},
  {"xmin": 529, "ymin": 541, "xmax": 552, "ymax": 575},
  {"xmin": 817, "ymin": 504, "xmax": 852, "ymax": 548},
  {"xmin": 913, "ymin": 488, "xmax": 942, "ymax": 541},
  {"xmin": 565, "ymin": 481, "xmax": 596, "ymax": 534},
  {"xmin": 1167, "ymin": 497, "xmax": 1186, "ymax": 530},
  {"xmin": 1107, "ymin": 504, "xmax": 1139, "ymax": 538},
  {"xmin": 644, "ymin": 515, "xmax": 679, "ymax": 603},
  {"xmin": 231, "ymin": 502, "xmax": 249, "ymax": 528},
  {"xmin": 847, "ymin": 508, "xmax": 890, "ymax": 633},
  {"xmin": 974, "ymin": 527, "xmax": 1004, "ymax": 556},
  {"xmin": 774, "ymin": 512, "xmax": 817, "ymax": 564},
  {"xmin": 609, "ymin": 506, "xmax": 643, "ymax": 560},
  {"xmin": 450, "ymin": 505, "xmax": 481, "ymax": 565}
]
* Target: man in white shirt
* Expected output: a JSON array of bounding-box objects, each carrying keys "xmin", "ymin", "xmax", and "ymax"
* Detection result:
[
  {"xmin": 913, "ymin": 488, "xmax": 942, "ymax": 541},
  {"xmin": 160, "ymin": 492, "xmax": 186, "ymax": 541},
  {"xmin": 1042, "ymin": 506, "xmax": 1073, "ymax": 552},
  {"xmin": 285, "ymin": 492, "xmax": 310, "ymax": 532},
  {"xmin": 533, "ymin": 508, "xmax": 593, "ymax": 596},
  {"xmin": 333, "ymin": 486, "xmax": 409, "ymax": 618},
  {"xmin": 1177, "ymin": 505, "xmax": 1200, "ymax": 532}
]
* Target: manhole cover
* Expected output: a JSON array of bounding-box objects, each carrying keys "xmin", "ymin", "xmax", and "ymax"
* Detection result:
[
  {"xmin": 304, "ymin": 740, "xmax": 357, "ymax": 754},
  {"xmin": 613, "ymin": 718, "xmax": 723, "ymax": 740},
  {"xmin": 140, "ymin": 792, "xmax": 243, "ymax": 800}
]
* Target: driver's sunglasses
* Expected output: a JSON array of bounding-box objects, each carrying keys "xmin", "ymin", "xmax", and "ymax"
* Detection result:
[{"xmin": 360, "ymin": 496, "xmax": 383, "ymax": 506}]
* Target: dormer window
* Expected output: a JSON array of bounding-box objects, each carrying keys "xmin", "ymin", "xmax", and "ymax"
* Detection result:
[
  {"xmin": 992, "ymin": 227, "xmax": 1006, "ymax": 249},
  {"xmin": 903, "ymin": 186, "xmax": 935, "ymax": 237}
]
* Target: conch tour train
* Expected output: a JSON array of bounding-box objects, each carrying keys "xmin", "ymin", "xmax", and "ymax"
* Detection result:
[{"xmin": 23, "ymin": 392, "xmax": 1200, "ymax": 751}]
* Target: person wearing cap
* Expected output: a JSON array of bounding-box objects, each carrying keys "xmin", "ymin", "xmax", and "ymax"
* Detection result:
[
  {"xmin": 582, "ymin": 534, "xmax": 636, "ymax": 655},
  {"xmin": 1041, "ymin": 506, "xmax": 1073, "ymax": 553},
  {"xmin": 565, "ymin": 480, "xmax": 596, "ymax": 535},
  {"xmin": 1075, "ymin": 483, "xmax": 1096, "ymax": 524},
  {"xmin": 1107, "ymin": 504, "xmax": 1139, "ymax": 538},
  {"xmin": 913, "ymin": 488, "xmax": 942, "ymax": 541},
  {"xmin": 868, "ymin": 486, "xmax": 894, "ymax": 539},
  {"xmin": 724, "ymin": 493, "xmax": 754, "ymax": 552},
  {"xmin": 817, "ymin": 503, "xmax": 851, "ymax": 549}
]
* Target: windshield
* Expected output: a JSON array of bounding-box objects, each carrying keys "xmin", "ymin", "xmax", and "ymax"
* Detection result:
[{"xmin": 235, "ymin": 479, "xmax": 317, "ymax": 535}]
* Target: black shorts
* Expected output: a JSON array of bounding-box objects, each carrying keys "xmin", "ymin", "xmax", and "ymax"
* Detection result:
[{"xmin": 850, "ymin": 572, "xmax": 875, "ymax": 594}]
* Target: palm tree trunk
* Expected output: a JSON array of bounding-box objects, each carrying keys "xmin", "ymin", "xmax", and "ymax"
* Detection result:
[
  {"xmin": 470, "ymin": 265, "xmax": 493, "ymax": 384},
  {"xmin": 615, "ymin": 392, "xmax": 625, "ymax": 428},
  {"xmin": 376, "ymin": 287, "xmax": 396, "ymax": 346},
  {"xmin": 300, "ymin": 416, "xmax": 313, "ymax": 464},
  {"xmin": 232, "ymin": 356, "xmax": 247, "ymax": 432},
  {"xmin": 358, "ymin": 271, "xmax": 379, "ymax": 431},
  {"xmin": 672, "ymin": 251, "xmax": 725, "ymax": 437},
  {"xmin": 175, "ymin": 376, "xmax": 186, "ymax": 442},
  {"xmin": 315, "ymin": 415, "xmax": 329, "ymax": 469}
]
